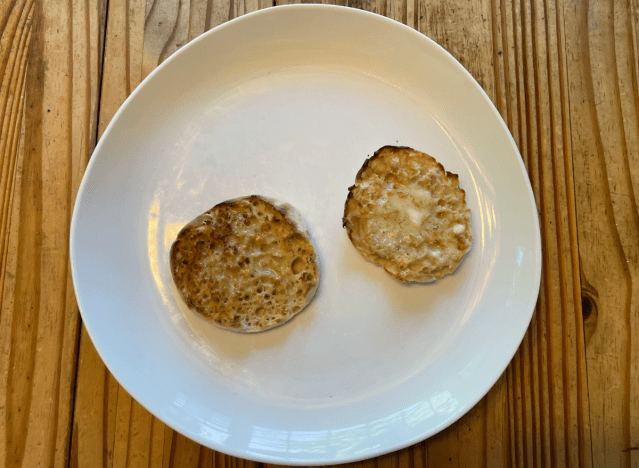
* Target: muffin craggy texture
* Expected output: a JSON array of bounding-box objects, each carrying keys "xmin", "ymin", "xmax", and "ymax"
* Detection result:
[
  {"xmin": 343, "ymin": 146, "xmax": 473, "ymax": 282},
  {"xmin": 170, "ymin": 195, "xmax": 320, "ymax": 332}
]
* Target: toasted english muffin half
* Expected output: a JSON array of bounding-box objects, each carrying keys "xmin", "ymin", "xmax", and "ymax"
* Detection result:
[
  {"xmin": 170, "ymin": 195, "xmax": 320, "ymax": 332},
  {"xmin": 343, "ymin": 146, "xmax": 472, "ymax": 282}
]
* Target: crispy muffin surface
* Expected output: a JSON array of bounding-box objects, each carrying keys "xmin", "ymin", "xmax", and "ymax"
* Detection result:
[
  {"xmin": 171, "ymin": 196, "xmax": 319, "ymax": 332},
  {"xmin": 343, "ymin": 146, "xmax": 472, "ymax": 282}
]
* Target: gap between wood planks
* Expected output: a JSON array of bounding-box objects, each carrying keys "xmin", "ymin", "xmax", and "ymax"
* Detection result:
[
  {"xmin": 561, "ymin": 3, "xmax": 596, "ymax": 465},
  {"xmin": 64, "ymin": 0, "xmax": 110, "ymax": 464}
]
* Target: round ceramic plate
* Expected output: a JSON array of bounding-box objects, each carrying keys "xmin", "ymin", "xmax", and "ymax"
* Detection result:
[{"xmin": 70, "ymin": 5, "xmax": 541, "ymax": 465}]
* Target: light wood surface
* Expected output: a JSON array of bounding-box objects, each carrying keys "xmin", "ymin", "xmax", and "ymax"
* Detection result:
[{"xmin": 1, "ymin": 0, "xmax": 637, "ymax": 465}]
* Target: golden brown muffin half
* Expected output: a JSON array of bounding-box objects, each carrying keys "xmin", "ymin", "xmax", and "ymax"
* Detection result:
[
  {"xmin": 343, "ymin": 146, "xmax": 472, "ymax": 282},
  {"xmin": 170, "ymin": 195, "xmax": 320, "ymax": 332}
]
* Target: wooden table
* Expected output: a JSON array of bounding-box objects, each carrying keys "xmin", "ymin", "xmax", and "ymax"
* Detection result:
[{"xmin": 1, "ymin": 0, "xmax": 638, "ymax": 466}]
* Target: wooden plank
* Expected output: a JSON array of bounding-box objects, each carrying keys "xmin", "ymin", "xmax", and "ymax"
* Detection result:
[
  {"xmin": 170, "ymin": 433, "xmax": 201, "ymax": 467},
  {"xmin": 506, "ymin": 0, "xmax": 590, "ymax": 462},
  {"xmin": 142, "ymin": 0, "xmax": 190, "ymax": 80},
  {"xmin": 70, "ymin": 327, "xmax": 107, "ymax": 467},
  {"xmin": 418, "ymin": 0, "xmax": 495, "ymax": 100},
  {"xmin": 0, "ymin": 0, "xmax": 106, "ymax": 464},
  {"xmin": 346, "ymin": 0, "xmax": 385, "ymax": 15},
  {"xmin": 512, "ymin": 0, "xmax": 588, "ymax": 464},
  {"xmin": 189, "ymin": 0, "xmax": 208, "ymax": 41},
  {"xmin": 0, "ymin": 3, "xmax": 33, "ymax": 462},
  {"xmin": 0, "ymin": 0, "xmax": 32, "ymax": 295},
  {"xmin": 127, "ymin": 400, "xmax": 155, "ymax": 467},
  {"xmin": 0, "ymin": 106, "xmax": 28, "ymax": 468},
  {"xmin": 0, "ymin": 2, "xmax": 32, "ymax": 465},
  {"xmin": 425, "ymin": 402, "xmax": 486, "ymax": 467},
  {"xmin": 0, "ymin": 2, "xmax": 33, "ymax": 467},
  {"xmin": 97, "ymin": 0, "xmax": 147, "ymax": 135},
  {"xmin": 484, "ymin": 376, "xmax": 509, "ymax": 466},
  {"xmin": 565, "ymin": 0, "xmax": 639, "ymax": 465},
  {"xmin": 387, "ymin": 0, "xmax": 405, "ymax": 23}
]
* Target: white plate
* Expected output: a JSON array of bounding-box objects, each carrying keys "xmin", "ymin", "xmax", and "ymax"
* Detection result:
[{"xmin": 70, "ymin": 5, "xmax": 541, "ymax": 465}]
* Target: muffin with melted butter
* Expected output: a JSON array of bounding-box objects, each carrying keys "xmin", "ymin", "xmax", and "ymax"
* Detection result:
[
  {"xmin": 170, "ymin": 195, "xmax": 320, "ymax": 332},
  {"xmin": 343, "ymin": 146, "xmax": 472, "ymax": 282}
]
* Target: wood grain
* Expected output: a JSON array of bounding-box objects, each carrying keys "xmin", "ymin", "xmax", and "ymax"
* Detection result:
[
  {"xmin": 566, "ymin": 0, "xmax": 639, "ymax": 466},
  {"xmin": 0, "ymin": 1, "xmax": 33, "ymax": 464},
  {"xmin": 0, "ymin": 0, "xmax": 104, "ymax": 466},
  {"xmin": 2, "ymin": 0, "xmax": 638, "ymax": 465}
]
